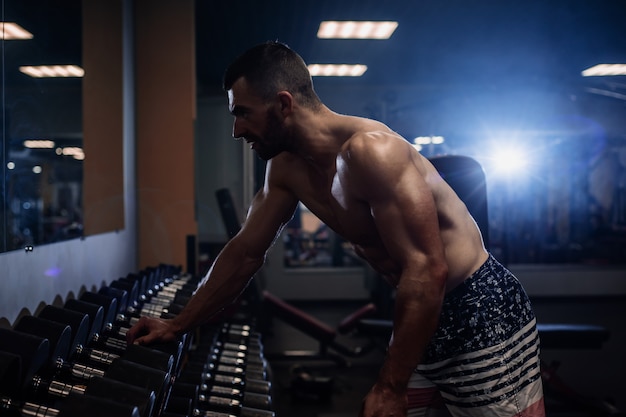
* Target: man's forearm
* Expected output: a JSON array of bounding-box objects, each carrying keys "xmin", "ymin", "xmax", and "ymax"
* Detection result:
[
  {"xmin": 378, "ymin": 270, "xmax": 446, "ymax": 390},
  {"xmin": 169, "ymin": 241, "xmax": 265, "ymax": 336}
]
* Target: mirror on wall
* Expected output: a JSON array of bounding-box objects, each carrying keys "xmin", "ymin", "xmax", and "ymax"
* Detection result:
[{"xmin": 1, "ymin": 0, "xmax": 84, "ymax": 252}]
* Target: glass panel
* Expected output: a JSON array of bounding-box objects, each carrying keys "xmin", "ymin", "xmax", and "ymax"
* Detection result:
[{"xmin": 1, "ymin": 0, "xmax": 83, "ymax": 252}]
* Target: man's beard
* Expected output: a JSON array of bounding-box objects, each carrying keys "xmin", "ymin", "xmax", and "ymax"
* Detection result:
[{"xmin": 254, "ymin": 109, "xmax": 291, "ymax": 161}]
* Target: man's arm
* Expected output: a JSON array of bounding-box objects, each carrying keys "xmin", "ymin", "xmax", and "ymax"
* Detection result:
[
  {"xmin": 127, "ymin": 161, "xmax": 298, "ymax": 345},
  {"xmin": 346, "ymin": 133, "xmax": 448, "ymax": 416}
]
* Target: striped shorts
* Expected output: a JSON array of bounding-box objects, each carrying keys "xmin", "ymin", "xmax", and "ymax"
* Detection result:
[{"xmin": 408, "ymin": 254, "xmax": 545, "ymax": 417}]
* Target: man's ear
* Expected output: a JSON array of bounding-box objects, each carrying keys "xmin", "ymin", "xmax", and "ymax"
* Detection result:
[{"xmin": 277, "ymin": 91, "xmax": 294, "ymax": 116}]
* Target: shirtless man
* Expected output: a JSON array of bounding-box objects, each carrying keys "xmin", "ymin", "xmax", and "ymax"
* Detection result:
[{"xmin": 127, "ymin": 42, "xmax": 545, "ymax": 417}]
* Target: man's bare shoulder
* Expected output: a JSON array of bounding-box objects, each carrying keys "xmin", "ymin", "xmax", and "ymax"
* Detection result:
[
  {"xmin": 339, "ymin": 115, "xmax": 406, "ymax": 148},
  {"xmin": 342, "ymin": 127, "xmax": 414, "ymax": 167}
]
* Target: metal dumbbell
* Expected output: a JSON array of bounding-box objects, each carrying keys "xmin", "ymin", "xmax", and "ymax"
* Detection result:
[
  {"xmin": 0, "ymin": 323, "xmax": 170, "ymax": 416},
  {"xmin": 33, "ymin": 306, "xmax": 176, "ymax": 375},
  {"xmin": 0, "ymin": 340, "xmax": 152, "ymax": 417}
]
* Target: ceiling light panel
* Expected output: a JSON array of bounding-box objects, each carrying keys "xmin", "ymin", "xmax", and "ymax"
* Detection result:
[
  {"xmin": 19, "ymin": 65, "xmax": 85, "ymax": 78},
  {"xmin": 308, "ymin": 64, "xmax": 368, "ymax": 77},
  {"xmin": 24, "ymin": 140, "xmax": 55, "ymax": 149},
  {"xmin": 582, "ymin": 64, "xmax": 626, "ymax": 77},
  {"xmin": 317, "ymin": 21, "xmax": 398, "ymax": 39},
  {"xmin": 0, "ymin": 22, "xmax": 33, "ymax": 40}
]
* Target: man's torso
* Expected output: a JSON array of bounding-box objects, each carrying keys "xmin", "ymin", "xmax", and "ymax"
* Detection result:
[{"xmin": 273, "ymin": 121, "xmax": 488, "ymax": 291}]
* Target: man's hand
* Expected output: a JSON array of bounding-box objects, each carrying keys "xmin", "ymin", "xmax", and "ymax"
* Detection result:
[
  {"xmin": 125, "ymin": 316, "xmax": 180, "ymax": 346},
  {"xmin": 359, "ymin": 382, "xmax": 407, "ymax": 417}
]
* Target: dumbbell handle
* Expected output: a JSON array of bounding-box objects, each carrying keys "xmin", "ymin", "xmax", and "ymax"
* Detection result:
[
  {"xmin": 193, "ymin": 373, "xmax": 271, "ymax": 395},
  {"xmin": 1, "ymin": 397, "xmax": 60, "ymax": 417},
  {"xmin": 26, "ymin": 375, "xmax": 156, "ymax": 417},
  {"xmin": 31, "ymin": 375, "xmax": 86, "ymax": 398},
  {"xmin": 74, "ymin": 345, "xmax": 119, "ymax": 366},
  {"xmin": 56, "ymin": 355, "xmax": 155, "ymax": 383},
  {"xmin": 197, "ymin": 398, "xmax": 275, "ymax": 417},
  {"xmin": 1, "ymin": 393, "xmax": 140, "ymax": 417},
  {"xmin": 197, "ymin": 403, "xmax": 275, "ymax": 417},
  {"xmin": 198, "ymin": 389, "xmax": 272, "ymax": 411},
  {"xmin": 60, "ymin": 358, "xmax": 106, "ymax": 380},
  {"xmin": 90, "ymin": 332, "xmax": 128, "ymax": 353}
]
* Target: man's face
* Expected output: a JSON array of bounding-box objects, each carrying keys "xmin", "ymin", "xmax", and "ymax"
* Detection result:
[{"xmin": 228, "ymin": 78, "xmax": 291, "ymax": 161}]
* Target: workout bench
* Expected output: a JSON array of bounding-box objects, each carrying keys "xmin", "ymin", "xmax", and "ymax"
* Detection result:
[{"xmin": 261, "ymin": 291, "xmax": 378, "ymax": 366}]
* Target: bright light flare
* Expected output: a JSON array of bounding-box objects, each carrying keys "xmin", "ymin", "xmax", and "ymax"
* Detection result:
[
  {"xmin": 582, "ymin": 64, "xmax": 626, "ymax": 77},
  {"xmin": 491, "ymin": 147, "xmax": 528, "ymax": 175}
]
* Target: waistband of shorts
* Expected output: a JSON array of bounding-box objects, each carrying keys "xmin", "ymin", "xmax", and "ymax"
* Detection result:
[{"xmin": 444, "ymin": 252, "xmax": 500, "ymax": 301}]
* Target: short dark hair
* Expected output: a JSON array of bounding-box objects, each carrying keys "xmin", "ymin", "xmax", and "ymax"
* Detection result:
[{"xmin": 223, "ymin": 41, "xmax": 321, "ymax": 110}]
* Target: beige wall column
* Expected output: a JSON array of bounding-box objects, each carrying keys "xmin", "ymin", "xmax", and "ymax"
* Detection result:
[
  {"xmin": 83, "ymin": 0, "xmax": 125, "ymax": 235},
  {"xmin": 135, "ymin": 0, "xmax": 197, "ymax": 270}
]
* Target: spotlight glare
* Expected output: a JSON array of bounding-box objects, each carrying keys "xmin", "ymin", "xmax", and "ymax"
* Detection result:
[
  {"xmin": 582, "ymin": 64, "xmax": 626, "ymax": 77},
  {"xmin": 492, "ymin": 148, "xmax": 528, "ymax": 174}
]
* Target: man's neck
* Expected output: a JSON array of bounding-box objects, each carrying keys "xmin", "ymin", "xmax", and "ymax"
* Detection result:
[{"xmin": 291, "ymin": 109, "xmax": 352, "ymax": 169}]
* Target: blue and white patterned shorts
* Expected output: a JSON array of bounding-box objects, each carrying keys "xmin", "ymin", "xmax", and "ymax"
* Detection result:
[{"xmin": 409, "ymin": 254, "xmax": 545, "ymax": 417}]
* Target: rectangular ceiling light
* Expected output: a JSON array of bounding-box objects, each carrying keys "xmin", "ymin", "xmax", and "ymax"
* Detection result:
[
  {"xmin": 24, "ymin": 140, "xmax": 55, "ymax": 149},
  {"xmin": 317, "ymin": 21, "xmax": 398, "ymax": 39},
  {"xmin": 0, "ymin": 22, "xmax": 33, "ymax": 40},
  {"xmin": 582, "ymin": 64, "xmax": 626, "ymax": 77},
  {"xmin": 19, "ymin": 65, "xmax": 85, "ymax": 78},
  {"xmin": 61, "ymin": 147, "xmax": 85, "ymax": 160},
  {"xmin": 308, "ymin": 64, "xmax": 368, "ymax": 77}
]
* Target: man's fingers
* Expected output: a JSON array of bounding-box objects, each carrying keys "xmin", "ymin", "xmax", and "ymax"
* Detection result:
[
  {"xmin": 125, "ymin": 316, "xmax": 175, "ymax": 347},
  {"xmin": 126, "ymin": 316, "xmax": 149, "ymax": 345},
  {"xmin": 134, "ymin": 327, "xmax": 159, "ymax": 346},
  {"xmin": 126, "ymin": 325, "xmax": 137, "ymax": 344}
]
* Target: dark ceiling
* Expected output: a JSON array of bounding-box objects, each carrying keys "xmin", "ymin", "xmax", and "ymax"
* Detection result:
[
  {"xmin": 3, "ymin": 0, "xmax": 626, "ymax": 142},
  {"xmin": 5, "ymin": 0, "xmax": 626, "ymax": 97},
  {"xmin": 195, "ymin": 0, "xmax": 626, "ymax": 94},
  {"xmin": 194, "ymin": 0, "xmax": 626, "ymax": 145}
]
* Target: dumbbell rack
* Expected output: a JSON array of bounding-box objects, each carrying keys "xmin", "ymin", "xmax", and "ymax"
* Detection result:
[{"xmin": 0, "ymin": 264, "xmax": 275, "ymax": 417}]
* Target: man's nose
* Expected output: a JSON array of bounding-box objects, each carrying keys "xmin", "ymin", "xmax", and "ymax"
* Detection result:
[{"xmin": 232, "ymin": 119, "xmax": 245, "ymax": 139}]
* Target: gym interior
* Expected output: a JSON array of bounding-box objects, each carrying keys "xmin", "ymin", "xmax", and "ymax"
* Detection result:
[{"xmin": 1, "ymin": 1, "xmax": 625, "ymax": 416}]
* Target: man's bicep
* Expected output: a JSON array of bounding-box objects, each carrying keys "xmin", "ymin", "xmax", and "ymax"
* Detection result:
[
  {"xmin": 352, "ymin": 145, "xmax": 444, "ymax": 267},
  {"xmin": 370, "ymin": 178, "xmax": 443, "ymax": 266}
]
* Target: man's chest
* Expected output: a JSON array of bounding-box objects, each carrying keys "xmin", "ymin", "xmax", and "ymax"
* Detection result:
[{"xmin": 293, "ymin": 170, "xmax": 378, "ymax": 244}]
